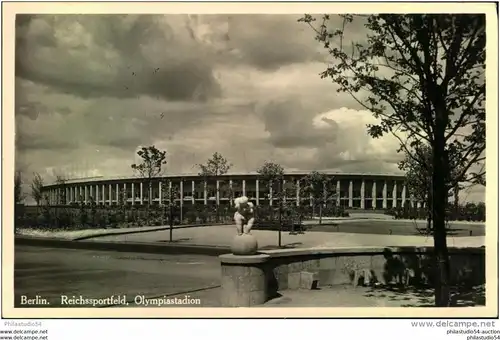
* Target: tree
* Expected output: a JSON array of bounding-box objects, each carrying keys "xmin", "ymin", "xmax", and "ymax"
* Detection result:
[
  {"xmin": 302, "ymin": 171, "xmax": 337, "ymax": 224},
  {"xmin": 400, "ymin": 145, "xmax": 433, "ymax": 204},
  {"xmin": 161, "ymin": 180, "xmax": 180, "ymax": 242},
  {"xmin": 50, "ymin": 172, "xmax": 68, "ymax": 229},
  {"xmin": 54, "ymin": 173, "xmax": 67, "ymax": 205},
  {"xmin": 399, "ymin": 144, "xmax": 434, "ymax": 232},
  {"xmin": 300, "ymin": 14, "xmax": 485, "ymax": 306},
  {"xmin": 131, "ymin": 146, "xmax": 167, "ymax": 206},
  {"xmin": 15, "ymin": 171, "xmax": 25, "ymax": 204},
  {"xmin": 399, "ymin": 143, "xmax": 477, "ymax": 230},
  {"xmin": 256, "ymin": 162, "xmax": 285, "ymax": 203},
  {"xmin": 119, "ymin": 188, "xmax": 127, "ymax": 211},
  {"xmin": 31, "ymin": 172, "xmax": 44, "ymax": 206},
  {"xmin": 88, "ymin": 195, "xmax": 98, "ymax": 227},
  {"xmin": 197, "ymin": 152, "xmax": 233, "ymax": 222},
  {"xmin": 197, "ymin": 152, "xmax": 233, "ymax": 177},
  {"xmin": 256, "ymin": 162, "xmax": 289, "ymax": 246}
]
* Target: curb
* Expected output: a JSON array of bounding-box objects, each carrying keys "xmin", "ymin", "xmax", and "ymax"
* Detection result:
[
  {"xmin": 72, "ymin": 222, "xmax": 233, "ymax": 241},
  {"xmin": 15, "ymin": 236, "xmax": 231, "ymax": 256}
]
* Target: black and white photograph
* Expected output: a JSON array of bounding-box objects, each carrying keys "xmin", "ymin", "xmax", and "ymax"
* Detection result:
[{"xmin": 7, "ymin": 4, "xmax": 494, "ymax": 318}]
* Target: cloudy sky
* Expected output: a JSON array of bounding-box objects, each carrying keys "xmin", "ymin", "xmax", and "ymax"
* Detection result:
[{"xmin": 15, "ymin": 14, "xmax": 485, "ymax": 202}]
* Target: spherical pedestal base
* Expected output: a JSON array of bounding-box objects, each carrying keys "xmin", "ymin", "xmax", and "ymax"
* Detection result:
[{"xmin": 231, "ymin": 234, "xmax": 258, "ymax": 255}]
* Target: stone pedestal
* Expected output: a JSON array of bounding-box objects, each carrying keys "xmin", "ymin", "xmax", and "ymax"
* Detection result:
[
  {"xmin": 219, "ymin": 253, "xmax": 270, "ymax": 307},
  {"xmin": 230, "ymin": 234, "xmax": 258, "ymax": 255}
]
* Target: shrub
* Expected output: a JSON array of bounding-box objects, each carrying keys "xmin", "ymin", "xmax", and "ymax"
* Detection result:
[
  {"xmin": 125, "ymin": 212, "xmax": 134, "ymax": 224},
  {"xmin": 196, "ymin": 206, "xmax": 209, "ymax": 223},
  {"xmin": 57, "ymin": 210, "xmax": 73, "ymax": 229},
  {"xmin": 36, "ymin": 213, "xmax": 48, "ymax": 228},
  {"xmin": 93, "ymin": 211, "xmax": 103, "ymax": 228},
  {"xmin": 22, "ymin": 197, "xmax": 487, "ymax": 232},
  {"xmin": 185, "ymin": 210, "xmax": 197, "ymax": 224},
  {"xmin": 385, "ymin": 203, "xmax": 485, "ymax": 222},
  {"xmin": 78, "ymin": 210, "xmax": 87, "ymax": 227}
]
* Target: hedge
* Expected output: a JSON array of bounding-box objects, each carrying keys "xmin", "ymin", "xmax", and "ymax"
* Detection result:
[
  {"xmin": 384, "ymin": 202, "xmax": 485, "ymax": 222},
  {"xmin": 15, "ymin": 202, "xmax": 350, "ymax": 231}
]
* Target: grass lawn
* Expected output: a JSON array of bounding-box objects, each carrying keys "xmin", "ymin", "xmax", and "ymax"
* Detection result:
[
  {"xmin": 15, "ymin": 227, "xmax": 127, "ymax": 240},
  {"xmin": 306, "ymin": 220, "xmax": 485, "ymax": 237}
]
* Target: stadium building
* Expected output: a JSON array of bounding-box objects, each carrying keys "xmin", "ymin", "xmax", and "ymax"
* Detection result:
[{"xmin": 41, "ymin": 171, "xmax": 414, "ymax": 210}]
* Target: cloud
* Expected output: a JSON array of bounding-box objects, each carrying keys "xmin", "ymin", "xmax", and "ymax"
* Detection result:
[
  {"xmin": 259, "ymin": 104, "xmax": 405, "ymax": 172},
  {"xmin": 16, "ymin": 14, "xmax": 222, "ymax": 102},
  {"xmin": 184, "ymin": 14, "xmax": 328, "ymax": 70},
  {"xmin": 261, "ymin": 99, "xmax": 338, "ymax": 148},
  {"xmin": 224, "ymin": 14, "xmax": 326, "ymax": 70},
  {"xmin": 15, "ymin": 79, "xmax": 251, "ymax": 157},
  {"xmin": 14, "ymin": 14, "xmax": 485, "ymax": 205}
]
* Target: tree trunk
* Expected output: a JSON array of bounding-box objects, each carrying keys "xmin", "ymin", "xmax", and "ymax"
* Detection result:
[
  {"xmin": 426, "ymin": 215, "xmax": 432, "ymax": 233},
  {"xmin": 147, "ymin": 181, "xmax": 152, "ymax": 225},
  {"xmin": 454, "ymin": 185, "xmax": 460, "ymax": 219},
  {"xmin": 278, "ymin": 181, "xmax": 282, "ymax": 247},
  {"xmin": 427, "ymin": 195, "xmax": 432, "ymax": 234},
  {"xmin": 169, "ymin": 203, "xmax": 173, "ymax": 242},
  {"xmin": 432, "ymin": 115, "xmax": 451, "ymax": 307},
  {"xmin": 149, "ymin": 182, "xmax": 153, "ymax": 206},
  {"xmin": 319, "ymin": 204, "xmax": 323, "ymax": 225}
]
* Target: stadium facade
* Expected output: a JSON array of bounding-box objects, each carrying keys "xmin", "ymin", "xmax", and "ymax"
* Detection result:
[{"xmin": 41, "ymin": 171, "xmax": 415, "ymax": 210}]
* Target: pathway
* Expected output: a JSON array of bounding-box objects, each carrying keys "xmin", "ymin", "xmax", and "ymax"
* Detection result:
[{"xmin": 85, "ymin": 224, "xmax": 485, "ymax": 249}]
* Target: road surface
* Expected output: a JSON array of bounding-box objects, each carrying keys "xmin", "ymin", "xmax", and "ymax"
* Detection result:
[{"xmin": 14, "ymin": 246, "xmax": 221, "ymax": 307}]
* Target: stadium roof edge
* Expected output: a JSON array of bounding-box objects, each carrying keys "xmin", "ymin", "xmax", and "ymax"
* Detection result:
[{"xmin": 45, "ymin": 171, "xmax": 406, "ymax": 187}]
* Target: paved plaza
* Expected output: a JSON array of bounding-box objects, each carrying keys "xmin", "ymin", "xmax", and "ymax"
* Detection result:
[
  {"xmin": 83, "ymin": 223, "xmax": 485, "ymax": 249},
  {"xmin": 15, "ymin": 218, "xmax": 485, "ymax": 309}
]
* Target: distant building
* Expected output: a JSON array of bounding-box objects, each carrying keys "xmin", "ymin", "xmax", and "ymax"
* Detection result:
[{"xmin": 41, "ymin": 171, "xmax": 417, "ymax": 209}]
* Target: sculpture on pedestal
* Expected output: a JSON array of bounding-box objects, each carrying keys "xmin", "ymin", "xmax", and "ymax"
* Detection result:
[
  {"xmin": 231, "ymin": 196, "xmax": 258, "ymax": 255},
  {"xmin": 234, "ymin": 196, "xmax": 255, "ymax": 235}
]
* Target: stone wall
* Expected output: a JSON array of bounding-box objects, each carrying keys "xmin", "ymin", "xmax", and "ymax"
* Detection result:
[
  {"xmin": 264, "ymin": 247, "xmax": 485, "ymax": 297},
  {"xmin": 219, "ymin": 246, "xmax": 485, "ymax": 307}
]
